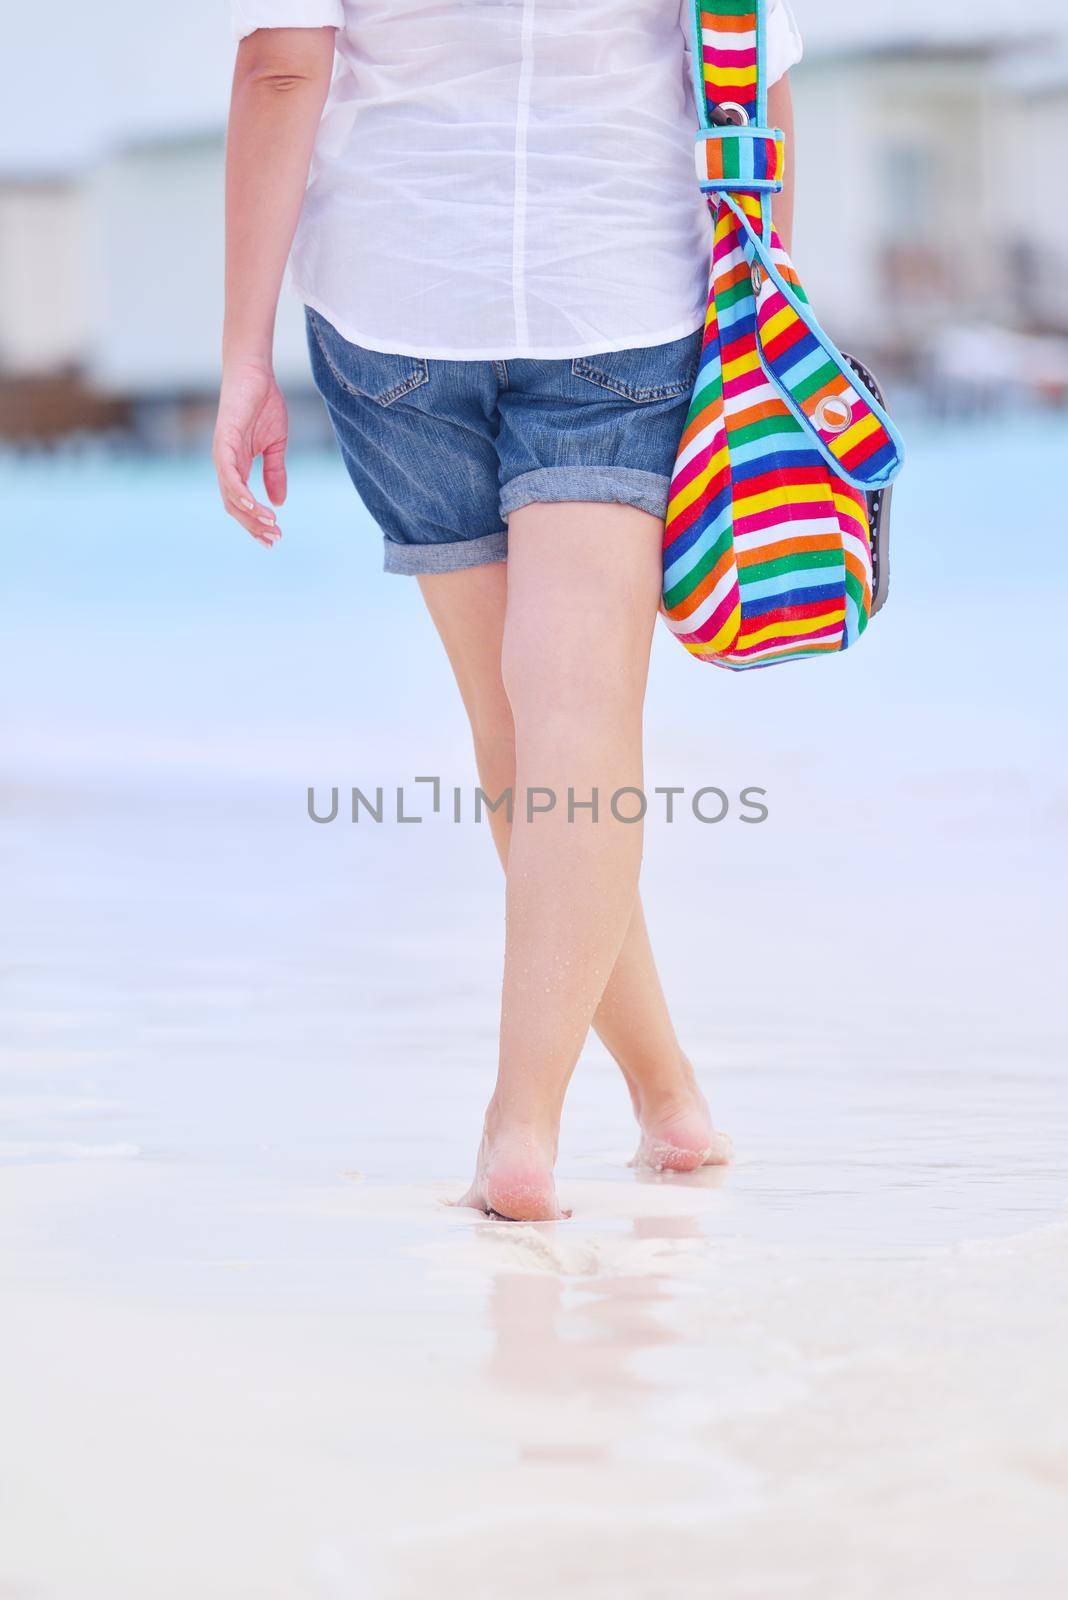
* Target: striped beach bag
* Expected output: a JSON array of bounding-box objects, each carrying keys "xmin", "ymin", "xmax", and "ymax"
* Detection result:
[{"xmin": 662, "ymin": 0, "xmax": 905, "ymax": 669}]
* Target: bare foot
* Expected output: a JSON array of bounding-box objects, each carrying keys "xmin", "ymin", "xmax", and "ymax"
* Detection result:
[
  {"xmin": 629, "ymin": 1059, "xmax": 733, "ymax": 1174},
  {"xmin": 457, "ymin": 1122, "xmax": 568, "ymax": 1221}
]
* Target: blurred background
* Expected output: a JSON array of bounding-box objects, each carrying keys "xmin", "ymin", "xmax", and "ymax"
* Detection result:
[{"xmin": 2, "ymin": 0, "xmax": 1068, "ymax": 443}]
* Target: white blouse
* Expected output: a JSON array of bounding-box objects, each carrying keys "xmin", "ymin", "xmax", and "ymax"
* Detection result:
[{"xmin": 231, "ymin": 0, "xmax": 802, "ymax": 360}]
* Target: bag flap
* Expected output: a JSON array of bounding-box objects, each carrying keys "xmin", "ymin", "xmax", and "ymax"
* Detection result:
[{"xmin": 723, "ymin": 198, "xmax": 905, "ymax": 492}]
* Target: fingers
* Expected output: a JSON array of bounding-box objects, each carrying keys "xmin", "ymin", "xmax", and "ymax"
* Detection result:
[
  {"xmin": 262, "ymin": 437, "xmax": 288, "ymax": 507},
  {"xmin": 214, "ymin": 442, "xmax": 281, "ymax": 547}
]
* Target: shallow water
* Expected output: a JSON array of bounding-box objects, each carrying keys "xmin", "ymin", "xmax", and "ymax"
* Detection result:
[{"xmin": 2, "ymin": 413, "xmax": 1068, "ymax": 1596}]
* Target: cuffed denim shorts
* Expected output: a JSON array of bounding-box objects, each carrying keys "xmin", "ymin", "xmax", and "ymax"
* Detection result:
[{"xmin": 305, "ymin": 307, "xmax": 702, "ymax": 575}]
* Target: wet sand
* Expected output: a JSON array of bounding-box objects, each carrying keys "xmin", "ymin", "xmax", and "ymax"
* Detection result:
[
  {"xmin": 3, "ymin": 419, "xmax": 1067, "ymax": 1595},
  {"xmin": 3, "ymin": 1141, "xmax": 1067, "ymax": 1598}
]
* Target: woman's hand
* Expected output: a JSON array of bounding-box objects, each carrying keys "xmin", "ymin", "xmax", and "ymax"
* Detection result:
[{"xmin": 213, "ymin": 360, "xmax": 288, "ymax": 547}]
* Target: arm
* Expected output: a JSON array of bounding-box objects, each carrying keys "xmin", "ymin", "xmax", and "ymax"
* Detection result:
[
  {"xmin": 213, "ymin": 27, "xmax": 335, "ymax": 545},
  {"xmin": 768, "ymin": 73, "xmax": 795, "ymax": 255}
]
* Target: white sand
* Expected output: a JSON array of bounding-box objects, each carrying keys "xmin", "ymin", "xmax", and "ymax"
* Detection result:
[
  {"xmin": 3, "ymin": 429, "xmax": 1068, "ymax": 1595},
  {"xmin": 3, "ymin": 1154, "xmax": 1067, "ymax": 1600}
]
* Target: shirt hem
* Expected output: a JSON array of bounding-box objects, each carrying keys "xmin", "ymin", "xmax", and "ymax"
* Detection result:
[{"xmin": 291, "ymin": 283, "xmax": 706, "ymax": 363}]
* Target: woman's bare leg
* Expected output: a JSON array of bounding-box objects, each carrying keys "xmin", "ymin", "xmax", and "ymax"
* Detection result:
[
  {"xmin": 466, "ymin": 500, "xmax": 656, "ymax": 1216},
  {"xmin": 420, "ymin": 563, "xmax": 724, "ymax": 1168},
  {"xmin": 419, "ymin": 508, "xmax": 729, "ymax": 1218}
]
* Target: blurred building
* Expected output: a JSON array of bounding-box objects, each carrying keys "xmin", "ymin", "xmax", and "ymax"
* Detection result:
[
  {"xmin": 0, "ymin": 174, "xmax": 131, "ymax": 439},
  {"xmin": 87, "ymin": 131, "xmax": 312, "ymax": 395},
  {"xmin": 998, "ymin": 54, "xmax": 1068, "ymax": 333},
  {"xmin": 0, "ymin": 175, "xmax": 90, "ymax": 373},
  {"xmin": 2, "ymin": 22, "xmax": 1068, "ymax": 442},
  {"xmin": 792, "ymin": 33, "xmax": 1068, "ymax": 375},
  {"xmin": 78, "ymin": 127, "xmax": 317, "ymax": 449}
]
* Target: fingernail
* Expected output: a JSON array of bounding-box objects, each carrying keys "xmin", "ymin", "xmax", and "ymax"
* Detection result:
[
  {"xmin": 257, "ymin": 514, "xmax": 276, "ymax": 526},
  {"xmin": 241, "ymin": 497, "xmax": 254, "ymax": 511}
]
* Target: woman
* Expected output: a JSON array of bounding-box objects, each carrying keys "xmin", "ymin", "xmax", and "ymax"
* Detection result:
[{"xmin": 214, "ymin": 0, "xmax": 802, "ymax": 1220}]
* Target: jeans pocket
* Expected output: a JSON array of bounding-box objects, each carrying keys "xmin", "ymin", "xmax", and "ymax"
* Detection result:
[
  {"xmin": 306, "ymin": 309, "xmax": 429, "ymax": 407},
  {"xmin": 571, "ymin": 330, "xmax": 702, "ymax": 405}
]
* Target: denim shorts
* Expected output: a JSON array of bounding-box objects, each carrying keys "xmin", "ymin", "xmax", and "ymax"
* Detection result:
[{"xmin": 305, "ymin": 307, "xmax": 702, "ymax": 575}]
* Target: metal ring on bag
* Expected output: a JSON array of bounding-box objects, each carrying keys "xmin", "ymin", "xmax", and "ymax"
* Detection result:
[
  {"xmin": 750, "ymin": 263, "xmax": 764, "ymax": 296},
  {"xmin": 716, "ymin": 102, "xmax": 750, "ymax": 126},
  {"xmin": 814, "ymin": 394, "xmax": 853, "ymax": 434}
]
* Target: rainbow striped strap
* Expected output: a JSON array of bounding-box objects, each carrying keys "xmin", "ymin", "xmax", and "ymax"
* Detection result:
[
  {"xmin": 691, "ymin": 1, "xmax": 766, "ymax": 141},
  {"xmin": 689, "ymin": 0, "xmax": 904, "ymax": 492}
]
